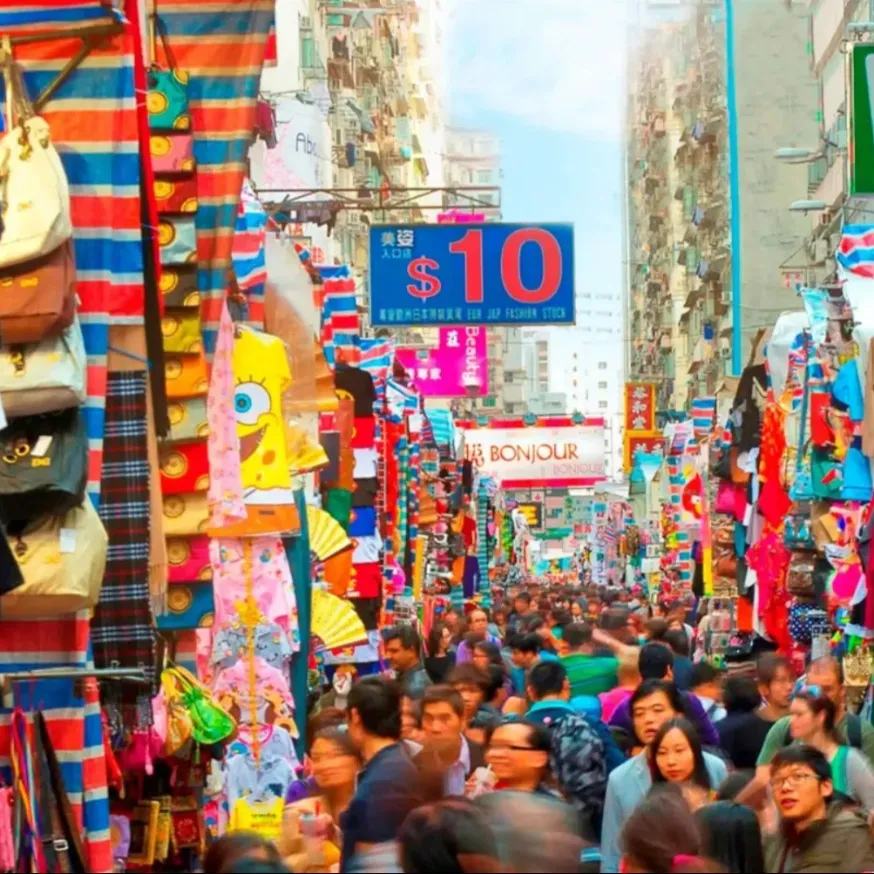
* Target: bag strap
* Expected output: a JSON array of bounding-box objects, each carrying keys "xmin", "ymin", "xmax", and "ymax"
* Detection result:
[
  {"xmin": 151, "ymin": 13, "xmax": 179, "ymax": 73},
  {"xmin": 0, "ymin": 39, "xmax": 35, "ymax": 132},
  {"xmin": 35, "ymin": 712, "xmax": 87, "ymax": 874},
  {"xmin": 794, "ymin": 332, "xmax": 811, "ymax": 480},
  {"xmin": 847, "ymin": 712, "xmax": 863, "ymax": 750}
]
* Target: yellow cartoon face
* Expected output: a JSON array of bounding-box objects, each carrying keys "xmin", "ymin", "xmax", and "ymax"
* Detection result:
[{"xmin": 232, "ymin": 327, "xmax": 292, "ymax": 494}]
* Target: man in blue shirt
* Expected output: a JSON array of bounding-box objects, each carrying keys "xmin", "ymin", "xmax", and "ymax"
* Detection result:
[{"xmin": 341, "ymin": 677, "xmax": 424, "ymax": 872}]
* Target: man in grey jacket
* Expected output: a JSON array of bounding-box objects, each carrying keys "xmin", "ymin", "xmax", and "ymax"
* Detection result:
[{"xmin": 383, "ymin": 624, "xmax": 432, "ymax": 699}]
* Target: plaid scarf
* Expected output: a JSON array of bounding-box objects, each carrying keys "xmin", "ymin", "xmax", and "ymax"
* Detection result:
[{"xmin": 91, "ymin": 372, "xmax": 157, "ymax": 696}]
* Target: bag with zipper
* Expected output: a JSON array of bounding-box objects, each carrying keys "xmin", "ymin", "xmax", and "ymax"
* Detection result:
[
  {"xmin": 0, "ymin": 38, "xmax": 72, "ymax": 268},
  {"xmin": 0, "ymin": 497, "xmax": 107, "ymax": 618},
  {"xmin": 161, "ymin": 665, "xmax": 235, "ymax": 745},
  {"xmin": 0, "ymin": 315, "xmax": 86, "ymax": 417},
  {"xmin": 0, "ymin": 238, "xmax": 77, "ymax": 345},
  {"xmin": 0, "ymin": 407, "xmax": 87, "ymax": 524}
]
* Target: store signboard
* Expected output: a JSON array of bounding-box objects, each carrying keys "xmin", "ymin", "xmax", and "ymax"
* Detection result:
[
  {"xmin": 396, "ymin": 327, "xmax": 488, "ymax": 396},
  {"xmin": 624, "ymin": 431, "xmax": 664, "ymax": 473},
  {"xmin": 624, "ymin": 382, "xmax": 655, "ymax": 433},
  {"xmin": 516, "ymin": 502, "xmax": 543, "ymax": 530},
  {"xmin": 851, "ymin": 44, "xmax": 874, "ymax": 196},
  {"xmin": 369, "ymin": 223, "xmax": 575, "ymax": 327},
  {"xmin": 464, "ymin": 425, "xmax": 606, "ymax": 487}
]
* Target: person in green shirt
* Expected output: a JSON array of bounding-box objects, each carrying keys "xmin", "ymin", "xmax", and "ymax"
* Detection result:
[
  {"xmin": 559, "ymin": 621, "xmax": 619, "ymax": 698},
  {"xmin": 739, "ymin": 656, "xmax": 874, "ymax": 805}
]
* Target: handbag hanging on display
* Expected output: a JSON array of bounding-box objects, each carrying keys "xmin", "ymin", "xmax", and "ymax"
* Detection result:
[
  {"xmin": 0, "ymin": 315, "xmax": 86, "ymax": 417},
  {"xmin": 1, "ymin": 498, "xmax": 108, "ymax": 618},
  {"xmin": 0, "ymin": 38, "xmax": 73, "ymax": 268},
  {"xmin": 0, "ymin": 238, "xmax": 77, "ymax": 345},
  {"xmin": 147, "ymin": 15, "xmax": 192, "ymax": 133},
  {"xmin": 0, "ymin": 407, "xmax": 87, "ymax": 524}
]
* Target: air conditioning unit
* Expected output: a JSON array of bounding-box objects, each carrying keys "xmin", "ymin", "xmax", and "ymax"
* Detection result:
[
  {"xmin": 300, "ymin": 15, "xmax": 312, "ymax": 30},
  {"xmin": 721, "ymin": 347, "xmax": 731, "ymax": 359}
]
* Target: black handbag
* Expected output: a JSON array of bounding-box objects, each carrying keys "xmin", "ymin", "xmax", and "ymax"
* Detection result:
[
  {"xmin": 0, "ymin": 407, "xmax": 87, "ymax": 525},
  {"xmin": 0, "ymin": 527, "xmax": 23, "ymax": 595}
]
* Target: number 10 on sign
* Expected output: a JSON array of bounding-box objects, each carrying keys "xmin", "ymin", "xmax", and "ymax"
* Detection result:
[{"xmin": 370, "ymin": 223, "xmax": 575, "ymax": 326}]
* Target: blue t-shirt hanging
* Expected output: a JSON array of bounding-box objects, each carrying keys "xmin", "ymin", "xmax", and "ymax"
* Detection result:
[
  {"xmin": 842, "ymin": 445, "xmax": 873, "ymax": 502},
  {"xmin": 833, "ymin": 359, "xmax": 865, "ymax": 423}
]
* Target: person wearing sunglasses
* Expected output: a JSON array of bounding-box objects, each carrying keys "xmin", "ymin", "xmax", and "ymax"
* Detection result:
[
  {"xmin": 765, "ymin": 744, "xmax": 874, "ymax": 873},
  {"xmin": 787, "ymin": 686, "xmax": 874, "ymax": 809}
]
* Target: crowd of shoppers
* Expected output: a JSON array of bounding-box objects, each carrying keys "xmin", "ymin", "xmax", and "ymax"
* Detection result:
[{"xmin": 202, "ymin": 583, "xmax": 874, "ymax": 873}]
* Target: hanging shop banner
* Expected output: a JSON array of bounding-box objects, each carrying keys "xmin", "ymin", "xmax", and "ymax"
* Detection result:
[
  {"xmin": 464, "ymin": 425, "xmax": 605, "ymax": 487},
  {"xmin": 252, "ymin": 97, "xmax": 332, "ymax": 192},
  {"xmin": 396, "ymin": 327, "xmax": 488, "ymax": 396},
  {"xmin": 851, "ymin": 44, "xmax": 874, "ymax": 196},
  {"xmin": 624, "ymin": 431, "xmax": 664, "ymax": 473},
  {"xmin": 369, "ymin": 223, "xmax": 575, "ymax": 327},
  {"xmin": 624, "ymin": 382, "xmax": 655, "ymax": 433},
  {"xmin": 516, "ymin": 502, "xmax": 543, "ymax": 530}
]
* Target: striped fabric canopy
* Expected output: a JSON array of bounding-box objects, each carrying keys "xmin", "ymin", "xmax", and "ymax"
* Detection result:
[{"xmin": 157, "ymin": 0, "xmax": 275, "ymax": 356}]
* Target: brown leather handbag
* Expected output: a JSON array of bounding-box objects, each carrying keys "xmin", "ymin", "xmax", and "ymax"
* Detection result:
[{"xmin": 0, "ymin": 239, "xmax": 76, "ymax": 344}]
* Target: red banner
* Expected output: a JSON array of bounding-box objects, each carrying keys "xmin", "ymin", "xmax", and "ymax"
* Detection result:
[{"xmin": 624, "ymin": 382, "xmax": 655, "ymax": 433}]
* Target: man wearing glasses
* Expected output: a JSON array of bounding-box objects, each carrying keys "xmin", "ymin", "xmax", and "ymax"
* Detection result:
[{"xmin": 766, "ymin": 745, "xmax": 874, "ymax": 873}]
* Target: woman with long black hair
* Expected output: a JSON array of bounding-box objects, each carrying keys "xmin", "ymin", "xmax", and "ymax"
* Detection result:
[
  {"xmin": 650, "ymin": 717, "xmax": 714, "ymax": 808},
  {"xmin": 697, "ymin": 801, "xmax": 765, "ymax": 874}
]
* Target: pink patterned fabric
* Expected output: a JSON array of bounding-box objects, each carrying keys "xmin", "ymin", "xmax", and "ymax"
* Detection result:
[
  {"xmin": 207, "ymin": 300, "xmax": 246, "ymax": 528},
  {"xmin": 211, "ymin": 537, "xmax": 298, "ymax": 636}
]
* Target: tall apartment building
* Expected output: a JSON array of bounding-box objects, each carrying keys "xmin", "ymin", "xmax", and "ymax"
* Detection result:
[
  {"xmin": 798, "ymin": 0, "xmax": 871, "ymax": 280},
  {"xmin": 250, "ymin": 0, "xmax": 449, "ymax": 318},
  {"xmin": 625, "ymin": 0, "xmax": 816, "ymax": 412},
  {"xmin": 444, "ymin": 127, "xmax": 502, "ymax": 217},
  {"xmin": 523, "ymin": 330, "xmax": 551, "ymax": 396}
]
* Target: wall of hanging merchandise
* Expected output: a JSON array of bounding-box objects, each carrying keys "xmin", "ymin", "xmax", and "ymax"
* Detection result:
[{"xmin": 0, "ymin": 2, "xmax": 293, "ymax": 872}]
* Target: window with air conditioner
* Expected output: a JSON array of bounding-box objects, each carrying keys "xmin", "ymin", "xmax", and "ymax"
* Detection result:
[{"xmin": 598, "ymin": 361, "xmax": 608, "ymax": 370}]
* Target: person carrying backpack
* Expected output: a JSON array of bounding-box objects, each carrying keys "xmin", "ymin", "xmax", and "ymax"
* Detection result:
[
  {"xmin": 738, "ymin": 657, "xmax": 874, "ymax": 808},
  {"xmin": 524, "ymin": 661, "xmax": 612, "ymax": 840}
]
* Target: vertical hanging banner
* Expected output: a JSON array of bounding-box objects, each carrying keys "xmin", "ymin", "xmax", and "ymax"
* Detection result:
[
  {"xmin": 624, "ymin": 382, "xmax": 657, "ymax": 473},
  {"xmin": 624, "ymin": 382, "xmax": 655, "ymax": 432},
  {"xmin": 851, "ymin": 44, "xmax": 874, "ymax": 196},
  {"xmin": 395, "ymin": 327, "xmax": 488, "ymax": 396},
  {"xmin": 369, "ymin": 224, "xmax": 575, "ymax": 326}
]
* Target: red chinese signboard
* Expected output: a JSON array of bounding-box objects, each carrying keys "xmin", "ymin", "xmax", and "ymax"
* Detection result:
[
  {"xmin": 624, "ymin": 382, "xmax": 655, "ymax": 433},
  {"xmin": 624, "ymin": 431, "xmax": 664, "ymax": 473}
]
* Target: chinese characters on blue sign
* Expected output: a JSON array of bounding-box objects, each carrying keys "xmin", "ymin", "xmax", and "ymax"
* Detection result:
[{"xmin": 369, "ymin": 223, "xmax": 575, "ymax": 326}]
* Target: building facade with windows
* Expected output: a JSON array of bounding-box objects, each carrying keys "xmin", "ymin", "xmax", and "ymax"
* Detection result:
[{"xmin": 625, "ymin": 0, "xmax": 816, "ymax": 414}]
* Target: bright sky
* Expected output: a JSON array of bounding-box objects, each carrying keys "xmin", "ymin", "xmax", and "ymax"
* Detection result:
[{"xmin": 445, "ymin": 0, "xmax": 631, "ymax": 392}]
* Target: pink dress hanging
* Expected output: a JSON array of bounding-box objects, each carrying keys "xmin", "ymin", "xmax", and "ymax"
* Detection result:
[{"xmin": 207, "ymin": 299, "xmax": 247, "ymax": 528}]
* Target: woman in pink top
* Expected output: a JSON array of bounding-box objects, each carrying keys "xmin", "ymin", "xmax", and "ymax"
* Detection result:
[{"xmin": 598, "ymin": 649, "xmax": 641, "ymax": 721}]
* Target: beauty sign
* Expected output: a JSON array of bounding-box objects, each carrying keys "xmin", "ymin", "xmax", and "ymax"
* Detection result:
[{"xmin": 396, "ymin": 327, "xmax": 488, "ymax": 397}]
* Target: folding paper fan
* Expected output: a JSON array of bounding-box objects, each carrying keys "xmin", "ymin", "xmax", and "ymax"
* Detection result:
[
  {"xmin": 311, "ymin": 588, "xmax": 368, "ymax": 651},
  {"xmin": 307, "ymin": 505, "xmax": 353, "ymax": 561}
]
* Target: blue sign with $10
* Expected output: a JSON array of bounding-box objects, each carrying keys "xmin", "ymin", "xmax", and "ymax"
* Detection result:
[{"xmin": 369, "ymin": 223, "xmax": 575, "ymax": 327}]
